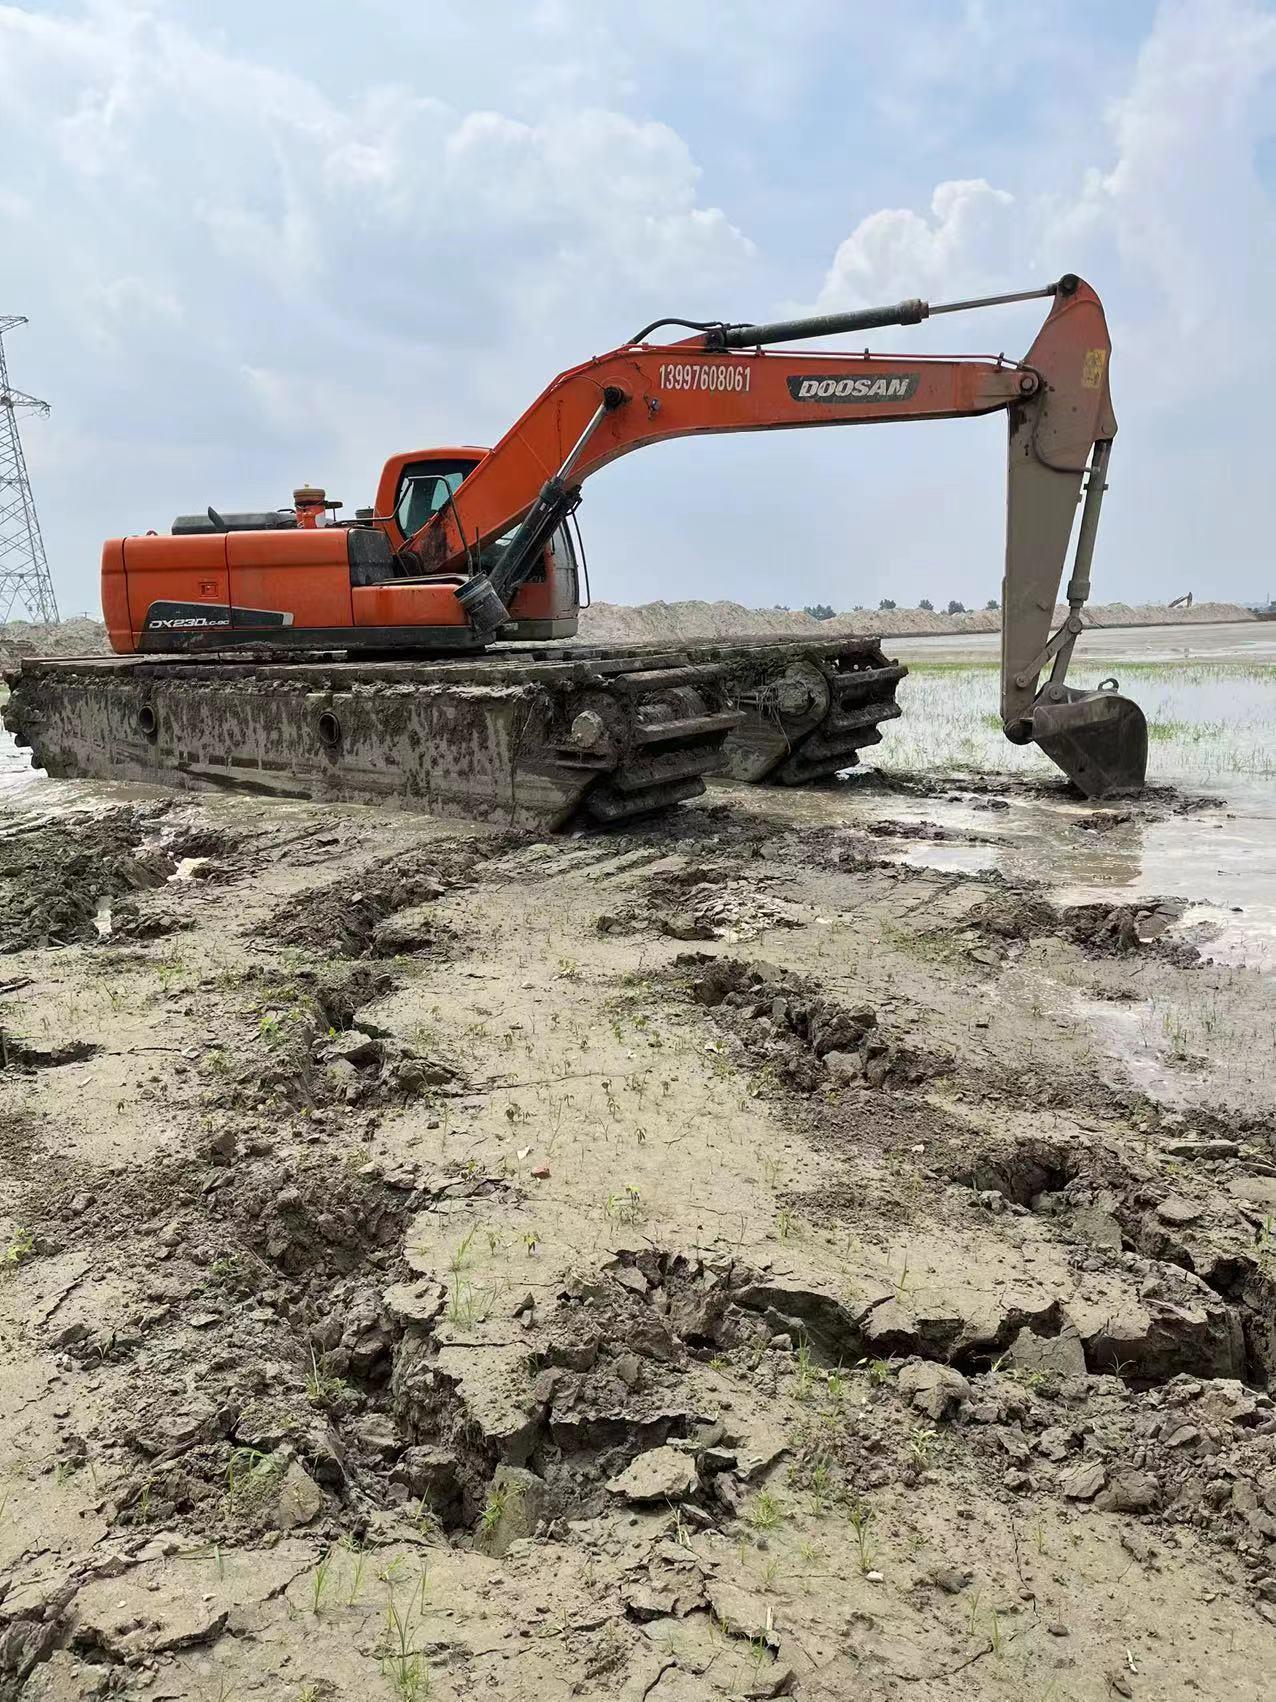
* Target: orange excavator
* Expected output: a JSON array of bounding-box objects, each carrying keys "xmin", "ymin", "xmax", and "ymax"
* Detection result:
[{"xmin": 4, "ymin": 274, "xmax": 1147, "ymax": 828}]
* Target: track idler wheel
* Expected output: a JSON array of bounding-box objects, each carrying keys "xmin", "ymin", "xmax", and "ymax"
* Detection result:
[
  {"xmin": 1028, "ymin": 679, "xmax": 1148, "ymax": 799},
  {"xmin": 718, "ymin": 661, "xmax": 832, "ymax": 783}
]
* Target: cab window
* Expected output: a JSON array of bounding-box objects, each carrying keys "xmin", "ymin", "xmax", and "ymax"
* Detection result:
[{"xmin": 393, "ymin": 460, "xmax": 474, "ymax": 539}]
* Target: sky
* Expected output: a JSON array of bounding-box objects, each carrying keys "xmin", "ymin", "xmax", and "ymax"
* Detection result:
[{"xmin": 1, "ymin": 0, "xmax": 1274, "ymax": 618}]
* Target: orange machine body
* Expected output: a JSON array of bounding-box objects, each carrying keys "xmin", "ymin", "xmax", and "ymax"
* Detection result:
[
  {"xmin": 102, "ymin": 278, "xmax": 1113, "ymax": 657},
  {"xmin": 106, "ymin": 446, "xmax": 577, "ymax": 654}
]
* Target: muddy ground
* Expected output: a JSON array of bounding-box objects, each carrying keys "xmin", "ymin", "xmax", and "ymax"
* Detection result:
[{"xmin": 2, "ymin": 775, "xmax": 1275, "ymax": 1700}]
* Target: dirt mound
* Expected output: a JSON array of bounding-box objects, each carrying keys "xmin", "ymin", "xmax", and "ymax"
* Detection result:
[
  {"xmin": 200, "ymin": 961, "xmax": 460, "ymax": 1115},
  {"xmin": 963, "ymin": 889, "xmax": 1200, "ymax": 965},
  {"xmin": 0, "ymin": 615, "xmax": 112, "ymax": 661},
  {"xmin": 579, "ymin": 598, "xmax": 1255, "ymax": 644},
  {"xmin": 0, "ymin": 599, "xmax": 1252, "ymax": 666},
  {"xmin": 264, "ymin": 836, "xmax": 513, "ymax": 959},
  {"xmin": 686, "ymin": 953, "xmax": 951, "ymax": 1092}
]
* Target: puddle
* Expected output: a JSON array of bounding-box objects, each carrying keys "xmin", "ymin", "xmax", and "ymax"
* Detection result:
[
  {"xmin": 1, "ymin": 720, "xmax": 167, "ymax": 825},
  {"xmin": 169, "ymin": 856, "xmax": 211, "ymax": 882},
  {"xmin": 1071, "ymin": 995, "xmax": 1188, "ymax": 1104}
]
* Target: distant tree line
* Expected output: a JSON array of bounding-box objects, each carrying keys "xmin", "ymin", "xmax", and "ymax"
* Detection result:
[{"xmin": 793, "ymin": 597, "xmax": 1001, "ymax": 616}]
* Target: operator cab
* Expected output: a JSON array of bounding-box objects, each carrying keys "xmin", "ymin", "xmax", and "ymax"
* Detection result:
[
  {"xmin": 392, "ymin": 459, "xmax": 475, "ymax": 540},
  {"xmin": 386, "ymin": 453, "xmax": 582, "ymax": 599}
]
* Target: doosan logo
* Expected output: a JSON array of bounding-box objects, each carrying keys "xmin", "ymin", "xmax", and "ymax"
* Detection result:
[{"xmin": 788, "ymin": 374, "xmax": 920, "ymax": 403}]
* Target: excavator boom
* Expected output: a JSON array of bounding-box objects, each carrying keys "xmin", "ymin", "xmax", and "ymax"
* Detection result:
[{"xmin": 402, "ymin": 273, "xmax": 1143, "ymax": 796}]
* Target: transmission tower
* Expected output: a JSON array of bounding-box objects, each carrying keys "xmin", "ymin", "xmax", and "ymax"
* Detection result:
[{"xmin": 0, "ymin": 316, "xmax": 60, "ymax": 625}]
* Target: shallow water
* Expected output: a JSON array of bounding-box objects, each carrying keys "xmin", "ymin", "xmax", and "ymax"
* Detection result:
[
  {"xmin": 737, "ymin": 770, "xmax": 1276, "ymax": 969},
  {"xmin": 3, "ymin": 627, "xmax": 1274, "ymax": 968},
  {"xmin": 880, "ymin": 660, "xmax": 1274, "ymax": 783}
]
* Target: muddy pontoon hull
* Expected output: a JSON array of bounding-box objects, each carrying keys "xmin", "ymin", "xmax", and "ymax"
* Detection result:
[{"xmin": 3, "ymin": 637, "xmax": 907, "ymax": 831}]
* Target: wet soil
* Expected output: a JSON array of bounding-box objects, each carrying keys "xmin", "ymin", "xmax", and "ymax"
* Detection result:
[{"xmin": 2, "ymin": 779, "xmax": 1275, "ymax": 1700}]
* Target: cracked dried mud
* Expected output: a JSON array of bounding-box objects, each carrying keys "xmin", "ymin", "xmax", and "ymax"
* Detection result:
[{"xmin": 2, "ymin": 773, "xmax": 1276, "ymax": 1701}]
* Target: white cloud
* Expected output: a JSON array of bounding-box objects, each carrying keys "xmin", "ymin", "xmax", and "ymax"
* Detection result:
[
  {"xmin": 1062, "ymin": 0, "xmax": 1276, "ymax": 361},
  {"xmin": 0, "ymin": 0, "xmax": 756, "ymax": 609},
  {"xmin": 817, "ymin": 1, "xmax": 1276, "ymax": 376},
  {"xmin": 818, "ymin": 179, "xmax": 1017, "ymax": 309},
  {"xmin": 802, "ymin": 1, "xmax": 1276, "ymax": 606}
]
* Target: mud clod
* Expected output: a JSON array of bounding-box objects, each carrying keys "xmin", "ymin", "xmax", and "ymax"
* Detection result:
[
  {"xmin": 685, "ymin": 954, "xmax": 945, "ymax": 1092},
  {"xmin": 0, "ymin": 807, "xmax": 177, "ymax": 951}
]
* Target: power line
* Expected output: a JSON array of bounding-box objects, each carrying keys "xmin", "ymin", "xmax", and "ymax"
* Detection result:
[{"xmin": 0, "ymin": 315, "xmax": 59, "ymax": 626}]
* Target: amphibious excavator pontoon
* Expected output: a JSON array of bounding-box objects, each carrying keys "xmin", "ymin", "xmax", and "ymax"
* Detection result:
[{"xmin": 3, "ymin": 275, "xmax": 1147, "ymax": 829}]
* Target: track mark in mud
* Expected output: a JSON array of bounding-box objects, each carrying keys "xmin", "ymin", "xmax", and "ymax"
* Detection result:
[
  {"xmin": 649, "ymin": 937, "xmax": 1276, "ymax": 1595},
  {"xmin": 0, "ymin": 1033, "xmax": 100, "ymax": 1071},
  {"xmin": 0, "ymin": 804, "xmax": 254, "ymax": 954},
  {"xmin": 0, "ymin": 807, "xmax": 173, "ymax": 952},
  {"xmin": 262, "ymin": 833, "xmax": 521, "ymax": 959},
  {"xmin": 11, "ymin": 1142, "xmax": 434, "ymax": 1543}
]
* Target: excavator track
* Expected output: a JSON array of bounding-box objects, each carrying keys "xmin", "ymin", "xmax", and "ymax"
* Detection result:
[
  {"xmin": 694, "ymin": 635, "xmax": 906, "ymax": 784},
  {"xmin": 2, "ymin": 636, "xmax": 905, "ymax": 831}
]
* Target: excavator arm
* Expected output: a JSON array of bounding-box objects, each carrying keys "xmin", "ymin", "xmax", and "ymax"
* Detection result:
[{"xmin": 407, "ymin": 274, "xmax": 1145, "ymax": 796}]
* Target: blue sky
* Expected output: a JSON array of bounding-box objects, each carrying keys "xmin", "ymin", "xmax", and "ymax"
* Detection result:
[{"xmin": 2, "ymin": 0, "xmax": 1274, "ymax": 616}]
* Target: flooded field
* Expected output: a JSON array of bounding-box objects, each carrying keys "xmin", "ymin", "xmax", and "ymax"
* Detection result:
[
  {"xmin": 3, "ymin": 625, "xmax": 1274, "ymax": 964},
  {"xmin": 878, "ymin": 660, "xmax": 1273, "ymax": 781}
]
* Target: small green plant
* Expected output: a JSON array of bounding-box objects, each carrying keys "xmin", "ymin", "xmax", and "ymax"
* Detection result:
[
  {"xmin": 1005, "ymin": 1364, "xmax": 1050, "ymax": 1393},
  {"xmin": 776, "ymin": 1207, "xmax": 795, "ymax": 1240},
  {"xmin": 988, "ymin": 1603, "xmax": 1003, "ymax": 1658},
  {"xmin": 747, "ymin": 1633, "xmax": 772, "ymax": 1678},
  {"xmin": 447, "ymin": 1279, "xmax": 495, "ymax": 1328},
  {"xmin": 310, "ymin": 1546, "xmax": 335, "ymax": 1615},
  {"xmin": 966, "ymin": 1588, "xmax": 983, "ymax": 1639},
  {"xmin": 479, "ymin": 1481, "xmax": 513, "ymax": 1541},
  {"xmin": 345, "ymin": 1539, "xmax": 367, "ymax": 1605},
  {"xmin": 304, "ymin": 1349, "xmax": 349, "ymax": 1409},
  {"xmin": 225, "ymin": 1447, "xmax": 283, "ymax": 1511},
  {"xmin": 379, "ymin": 1592, "xmax": 433, "ymax": 1699},
  {"xmin": 407, "ymin": 1498, "xmax": 443, "ymax": 1542},
  {"xmin": 746, "ymin": 1490, "xmax": 783, "ymax": 1533},
  {"xmin": 603, "ymin": 1184, "xmax": 645, "ymax": 1226},
  {"xmin": 2, "ymin": 1227, "xmax": 35, "ymax": 1271},
  {"xmin": 848, "ymin": 1501, "xmax": 877, "ymax": 1574},
  {"xmin": 907, "ymin": 1426, "xmax": 938, "ymax": 1469}
]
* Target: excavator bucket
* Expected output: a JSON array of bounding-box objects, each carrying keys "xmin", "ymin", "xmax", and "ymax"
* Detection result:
[{"xmin": 1030, "ymin": 682, "xmax": 1148, "ymax": 799}]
